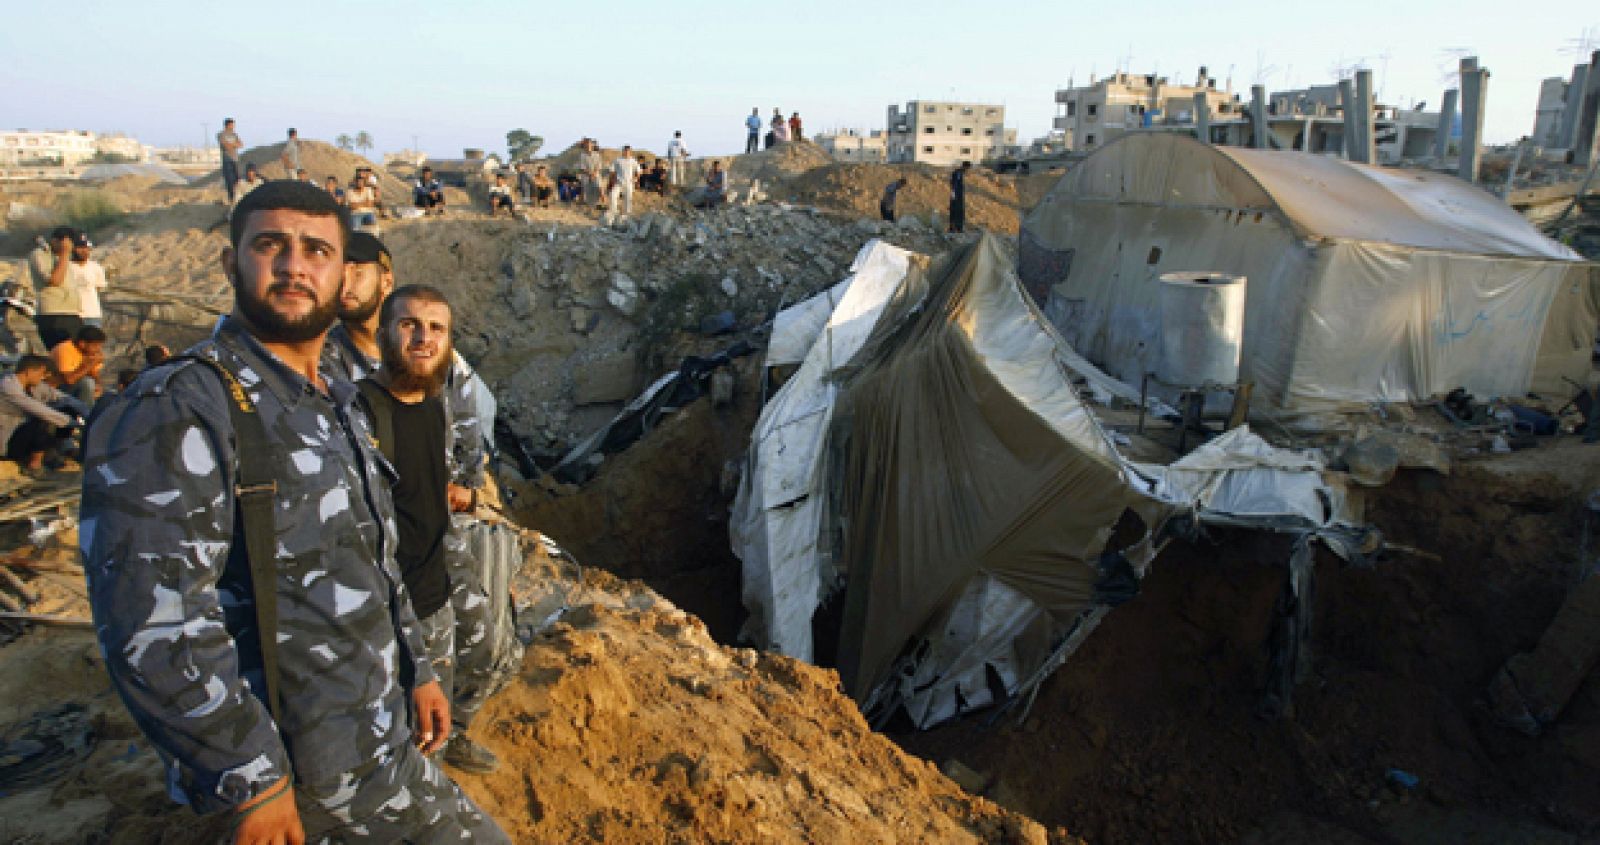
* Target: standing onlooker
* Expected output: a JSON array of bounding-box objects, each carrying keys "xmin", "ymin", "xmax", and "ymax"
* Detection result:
[
  {"xmin": 280, "ymin": 128, "xmax": 301, "ymax": 177},
  {"xmin": 324, "ymin": 175, "xmax": 346, "ymax": 205},
  {"xmin": 605, "ymin": 146, "xmax": 641, "ymax": 225},
  {"xmin": 515, "ymin": 162, "xmax": 535, "ymax": 204},
  {"xmin": 949, "ymin": 161, "xmax": 971, "ymax": 233},
  {"xmin": 880, "ymin": 177, "xmax": 907, "ymax": 222},
  {"xmin": 666, "ymin": 131, "xmax": 689, "ymax": 187},
  {"xmin": 34, "ymin": 228, "xmax": 82, "ymax": 349},
  {"xmin": 745, "ymin": 108, "xmax": 762, "ymax": 154},
  {"xmin": 217, "ymin": 118, "xmax": 243, "ymax": 203},
  {"xmin": 771, "ymin": 110, "xmax": 791, "ymax": 145},
  {"xmin": 789, "ymin": 112, "xmax": 804, "ymax": 143},
  {"xmin": 578, "ymin": 139, "xmax": 605, "ymax": 210},
  {"xmin": 413, "ymin": 166, "xmax": 446, "ymax": 214},
  {"xmin": 64, "ymin": 230, "xmax": 108, "ymax": 328},
  {"xmin": 28, "ymin": 225, "xmax": 74, "ymax": 300}
]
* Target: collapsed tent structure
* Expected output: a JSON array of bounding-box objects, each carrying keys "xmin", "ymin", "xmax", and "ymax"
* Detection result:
[
  {"xmin": 1019, "ymin": 132, "xmax": 1600, "ymax": 408},
  {"xmin": 733, "ymin": 235, "xmax": 1369, "ymax": 728}
]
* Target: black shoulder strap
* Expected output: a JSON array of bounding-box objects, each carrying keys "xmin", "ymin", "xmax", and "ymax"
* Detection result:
[
  {"xmin": 170, "ymin": 354, "xmax": 286, "ymax": 725},
  {"xmin": 355, "ymin": 378, "xmax": 397, "ymax": 464}
]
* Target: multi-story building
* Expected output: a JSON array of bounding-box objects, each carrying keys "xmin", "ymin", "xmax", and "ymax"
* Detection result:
[
  {"xmin": 884, "ymin": 101, "xmax": 1019, "ymax": 166},
  {"xmin": 0, "ymin": 130, "xmax": 99, "ymax": 169},
  {"xmin": 1053, "ymin": 68, "xmax": 1239, "ymax": 152},
  {"xmin": 813, "ymin": 130, "xmax": 888, "ymax": 163}
]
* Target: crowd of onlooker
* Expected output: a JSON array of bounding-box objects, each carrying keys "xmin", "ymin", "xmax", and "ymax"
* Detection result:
[{"xmin": 0, "ymin": 227, "xmax": 175, "ymax": 476}]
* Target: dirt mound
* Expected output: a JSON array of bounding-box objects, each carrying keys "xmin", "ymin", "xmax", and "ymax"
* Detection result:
[
  {"xmin": 0, "ymin": 532, "xmax": 1066, "ymax": 844},
  {"xmin": 195, "ymin": 139, "xmax": 409, "ymax": 199},
  {"xmin": 785, "ymin": 161, "xmax": 1025, "ymax": 234},
  {"xmin": 453, "ymin": 564, "xmax": 1063, "ymax": 843}
]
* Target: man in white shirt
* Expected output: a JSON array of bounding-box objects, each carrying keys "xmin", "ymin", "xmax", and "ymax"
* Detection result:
[
  {"xmin": 605, "ymin": 146, "xmax": 641, "ymax": 226},
  {"xmin": 666, "ymin": 131, "xmax": 689, "ymax": 187},
  {"xmin": 280, "ymin": 128, "xmax": 301, "ymax": 177},
  {"xmin": 65, "ymin": 231, "xmax": 109, "ymax": 327}
]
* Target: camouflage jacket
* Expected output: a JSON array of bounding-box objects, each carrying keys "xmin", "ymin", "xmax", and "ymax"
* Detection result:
[
  {"xmin": 81, "ymin": 318, "xmax": 437, "ymax": 813},
  {"xmin": 322, "ymin": 322, "xmax": 486, "ymax": 489}
]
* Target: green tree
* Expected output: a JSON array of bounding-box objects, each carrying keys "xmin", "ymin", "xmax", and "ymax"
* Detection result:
[
  {"xmin": 506, "ymin": 129, "xmax": 544, "ymax": 162},
  {"xmin": 335, "ymin": 133, "xmax": 354, "ymax": 151},
  {"xmin": 355, "ymin": 131, "xmax": 374, "ymax": 156}
]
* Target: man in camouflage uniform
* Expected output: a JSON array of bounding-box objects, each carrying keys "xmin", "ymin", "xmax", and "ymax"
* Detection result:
[
  {"xmin": 82, "ymin": 181, "xmax": 508, "ymax": 843},
  {"xmin": 323, "ymin": 233, "xmax": 520, "ymax": 774}
]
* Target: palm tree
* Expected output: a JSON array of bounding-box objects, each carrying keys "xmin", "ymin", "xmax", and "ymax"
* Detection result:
[
  {"xmin": 336, "ymin": 133, "xmax": 354, "ymax": 151},
  {"xmin": 355, "ymin": 131, "xmax": 374, "ymax": 156}
]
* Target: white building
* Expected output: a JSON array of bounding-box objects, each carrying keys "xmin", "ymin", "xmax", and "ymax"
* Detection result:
[
  {"xmin": 94, "ymin": 133, "xmax": 152, "ymax": 163},
  {"xmin": 884, "ymin": 101, "xmax": 1019, "ymax": 166},
  {"xmin": 813, "ymin": 129, "xmax": 887, "ymax": 163},
  {"xmin": 1053, "ymin": 68, "xmax": 1239, "ymax": 152},
  {"xmin": 0, "ymin": 130, "xmax": 98, "ymax": 169}
]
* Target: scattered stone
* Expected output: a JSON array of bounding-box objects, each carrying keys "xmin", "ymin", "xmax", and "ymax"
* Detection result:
[
  {"xmin": 606, "ymin": 271, "xmax": 640, "ymax": 316},
  {"xmin": 720, "ymin": 277, "xmax": 738, "ymax": 298},
  {"xmin": 569, "ymin": 307, "xmax": 598, "ymax": 335},
  {"xmin": 940, "ymin": 759, "xmax": 990, "ymax": 794},
  {"xmin": 710, "ymin": 370, "xmax": 735, "ymax": 407}
]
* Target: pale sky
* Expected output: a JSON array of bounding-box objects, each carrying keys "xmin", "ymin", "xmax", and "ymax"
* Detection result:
[{"xmin": 3, "ymin": 0, "xmax": 1596, "ymax": 159}]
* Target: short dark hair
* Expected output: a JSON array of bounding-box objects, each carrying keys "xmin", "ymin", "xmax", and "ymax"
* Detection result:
[
  {"xmin": 15, "ymin": 354, "xmax": 51, "ymax": 375},
  {"xmin": 224, "ymin": 118, "xmax": 235, "ymax": 125},
  {"xmin": 74, "ymin": 325, "xmax": 108, "ymax": 344},
  {"xmin": 143, "ymin": 344, "xmax": 171, "ymax": 367},
  {"xmin": 49, "ymin": 226, "xmax": 76, "ymax": 242},
  {"xmin": 379, "ymin": 284, "xmax": 452, "ymax": 330},
  {"xmin": 229, "ymin": 180, "xmax": 351, "ymax": 251},
  {"xmin": 288, "ymin": 128, "xmax": 297, "ymax": 136}
]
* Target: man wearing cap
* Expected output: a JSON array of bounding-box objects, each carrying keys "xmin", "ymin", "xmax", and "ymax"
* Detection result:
[
  {"xmin": 324, "ymin": 233, "xmax": 511, "ymax": 775},
  {"xmin": 82, "ymin": 181, "xmax": 507, "ymax": 842},
  {"xmin": 36, "ymin": 229, "xmax": 101, "ymax": 349}
]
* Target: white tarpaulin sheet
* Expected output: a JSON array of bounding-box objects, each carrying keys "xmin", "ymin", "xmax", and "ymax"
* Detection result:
[{"xmin": 731, "ymin": 240, "xmax": 915, "ymax": 661}]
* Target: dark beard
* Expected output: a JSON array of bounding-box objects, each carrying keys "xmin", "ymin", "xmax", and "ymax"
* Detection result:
[
  {"xmin": 337, "ymin": 288, "xmax": 382, "ymax": 322},
  {"xmin": 379, "ymin": 333, "xmax": 451, "ymax": 396},
  {"xmin": 236, "ymin": 279, "xmax": 339, "ymax": 344}
]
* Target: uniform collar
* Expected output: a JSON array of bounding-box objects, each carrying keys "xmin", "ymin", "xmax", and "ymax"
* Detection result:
[{"xmin": 214, "ymin": 316, "xmax": 354, "ymax": 411}]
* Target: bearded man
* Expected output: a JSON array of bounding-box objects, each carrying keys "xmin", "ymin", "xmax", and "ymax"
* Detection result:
[
  {"xmin": 81, "ymin": 181, "xmax": 508, "ymax": 844},
  {"xmin": 323, "ymin": 233, "xmax": 510, "ymax": 775},
  {"xmin": 354, "ymin": 285, "xmax": 461, "ymax": 768}
]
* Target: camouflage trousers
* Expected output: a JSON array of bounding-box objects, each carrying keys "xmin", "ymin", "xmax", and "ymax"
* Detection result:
[
  {"xmin": 294, "ymin": 741, "xmax": 509, "ymax": 844},
  {"xmin": 445, "ymin": 516, "xmax": 524, "ymax": 731}
]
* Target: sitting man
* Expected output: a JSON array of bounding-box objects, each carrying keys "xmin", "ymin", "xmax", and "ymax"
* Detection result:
[
  {"xmin": 0, "ymin": 354, "xmax": 78, "ymax": 475},
  {"xmin": 639, "ymin": 159, "xmax": 669, "ymax": 194},
  {"xmin": 414, "ymin": 166, "xmax": 446, "ymax": 214},
  {"xmin": 532, "ymin": 165, "xmax": 556, "ymax": 208},
  {"xmin": 487, "ymin": 173, "xmax": 516, "ymax": 217},
  {"xmin": 49, "ymin": 324, "xmax": 107, "ymax": 406},
  {"xmin": 695, "ymin": 160, "xmax": 728, "ymax": 209}
]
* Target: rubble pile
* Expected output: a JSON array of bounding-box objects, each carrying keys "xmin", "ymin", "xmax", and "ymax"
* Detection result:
[{"xmin": 380, "ymin": 208, "xmax": 976, "ymax": 452}]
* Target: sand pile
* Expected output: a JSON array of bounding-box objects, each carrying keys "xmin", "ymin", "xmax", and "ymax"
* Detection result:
[
  {"xmin": 0, "ymin": 530, "xmax": 1065, "ymax": 844},
  {"xmin": 785, "ymin": 161, "xmax": 1025, "ymax": 234},
  {"xmin": 453, "ymin": 561, "xmax": 1062, "ymax": 843},
  {"xmin": 540, "ymin": 142, "xmax": 664, "ymax": 176}
]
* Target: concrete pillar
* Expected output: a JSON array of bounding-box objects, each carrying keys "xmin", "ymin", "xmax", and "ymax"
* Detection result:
[
  {"xmin": 1250, "ymin": 85, "xmax": 1268, "ymax": 149},
  {"xmin": 1555, "ymin": 64, "xmax": 1588, "ymax": 149},
  {"xmin": 1434, "ymin": 88, "xmax": 1458, "ymax": 159},
  {"xmin": 1458, "ymin": 57, "xmax": 1489, "ymax": 183},
  {"xmin": 1575, "ymin": 51, "xmax": 1600, "ymax": 167},
  {"xmin": 1193, "ymin": 92, "xmax": 1210, "ymax": 143},
  {"xmin": 1354, "ymin": 69, "xmax": 1377, "ymax": 164},
  {"xmin": 1339, "ymin": 79, "xmax": 1358, "ymax": 159}
]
